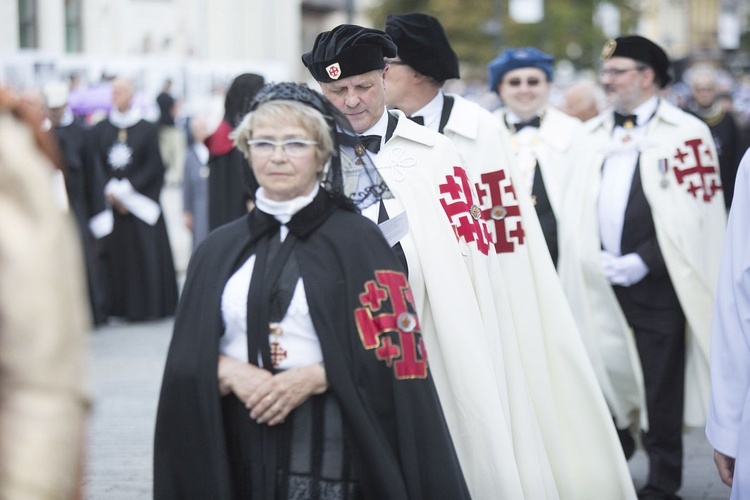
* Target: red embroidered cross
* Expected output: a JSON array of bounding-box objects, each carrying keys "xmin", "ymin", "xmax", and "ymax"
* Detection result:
[
  {"xmin": 359, "ymin": 281, "xmax": 388, "ymax": 311},
  {"xmin": 270, "ymin": 340, "xmax": 287, "ymax": 368},
  {"xmin": 328, "ymin": 66, "xmax": 339, "ymax": 77},
  {"xmin": 438, "ymin": 166, "xmax": 492, "ymax": 255},
  {"xmin": 475, "ymin": 168, "xmax": 525, "ymax": 253},
  {"xmin": 376, "ymin": 336, "xmax": 401, "ymax": 367},
  {"xmin": 354, "ymin": 270, "xmax": 428, "ymax": 379},
  {"xmin": 672, "ymin": 138, "xmax": 722, "ymax": 202}
]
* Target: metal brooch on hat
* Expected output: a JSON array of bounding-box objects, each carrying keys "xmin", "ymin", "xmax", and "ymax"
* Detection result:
[
  {"xmin": 326, "ymin": 62, "xmax": 342, "ymax": 80},
  {"xmin": 601, "ymin": 39, "xmax": 617, "ymax": 60}
]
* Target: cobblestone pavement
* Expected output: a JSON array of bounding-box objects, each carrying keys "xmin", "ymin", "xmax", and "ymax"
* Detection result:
[{"xmin": 81, "ymin": 318, "xmax": 731, "ymax": 500}]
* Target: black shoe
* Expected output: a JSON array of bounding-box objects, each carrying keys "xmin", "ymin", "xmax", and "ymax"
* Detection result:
[
  {"xmin": 637, "ymin": 486, "xmax": 681, "ymax": 500},
  {"xmin": 617, "ymin": 426, "xmax": 636, "ymax": 460}
]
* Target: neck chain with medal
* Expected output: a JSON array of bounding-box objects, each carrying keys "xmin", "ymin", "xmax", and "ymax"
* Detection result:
[
  {"xmin": 108, "ymin": 128, "xmax": 133, "ymax": 171},
  {"xmin": 614, "ymin": 105, "xmax": 669, "ymax": 189}
]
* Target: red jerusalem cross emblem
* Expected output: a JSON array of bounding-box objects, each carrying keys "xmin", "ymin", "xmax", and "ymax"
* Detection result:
[
  {"xmin": 438, "ymin": 166, "xmax": 493, "ymax": 255},
  {"xmin": 326, "ymin": 63, "xmax": 342, "ymax": 80},
  {"xmin": 474, "ymin": 167, "xmax": 525, "ymax": 254},
  {"xmin": 672, "ymin": 138, "xmax": 722, "ymax": 202},
  {"xmin": 354, "ymin": 270, "xmax": 428, "ymax": 379}
]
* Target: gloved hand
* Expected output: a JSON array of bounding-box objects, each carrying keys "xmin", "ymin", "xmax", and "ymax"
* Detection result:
[{"xmin": 601, "ymin": 251, "xmax": 649, "ymax": 287}]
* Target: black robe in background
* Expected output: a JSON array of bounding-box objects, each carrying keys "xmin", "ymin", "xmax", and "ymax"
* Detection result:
[
  {"xmin": 153, "ymin": 191, "xmax": 469, "ymax": 500},
  {"xmin": 52, "ymin": 119, "xmax": 108, "ymax": 324},
  {"xmin": 90, "ymin": 118, "xmax": 178, "ymax": 321},
  {"xmin": 205, "ymin": 119, "xmax": 255, "ymax": 230}
]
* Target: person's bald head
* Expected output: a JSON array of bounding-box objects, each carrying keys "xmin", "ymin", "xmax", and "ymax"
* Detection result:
[
  {"xmin": 561, "ymin": 80, "xmax": 602, "ymax": 122},
  {"xmin": 112, "ymin": 77, "xmax": 135, "ymax": 112}
]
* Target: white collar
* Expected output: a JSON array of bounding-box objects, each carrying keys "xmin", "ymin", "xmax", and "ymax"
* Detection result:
[
  {"xmin": 59, "ymin": 107, "xmax": 75, "ymax": 127},
  {"xmin": 623, "ymin": 95, "xmax": 659, "ymax": 128},
  {"xmin": 410, "ymin": 91, "xmax": 444, "ymax": 131},
  {"xmin": 360, "ymin": 109, "xmax": 389, "ymax": 138},
  {"xmin": 505, "ymin": 108, "xmax": 545, "ymax": 125},
  {"xmin": 109, "ymin": 107, "xmax": 143, "ymax": 128},
  {"xmin": 255, "ymin": 184, "xmax": 319, "ymax": 224}
]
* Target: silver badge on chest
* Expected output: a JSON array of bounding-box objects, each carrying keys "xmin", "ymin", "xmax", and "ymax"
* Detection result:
[{"xmin": 108, "ymin": 142, "xmax": 132, "ymax": 170}]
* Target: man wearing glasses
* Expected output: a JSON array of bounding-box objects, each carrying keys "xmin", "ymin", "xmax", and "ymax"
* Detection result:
[
  {"xmin": 487, "ymin": 47, "xmax": 590, "ymax": 267},
  {"xmin": 559, "ymin": 35, "xmax": 726, "ymax": 500}
]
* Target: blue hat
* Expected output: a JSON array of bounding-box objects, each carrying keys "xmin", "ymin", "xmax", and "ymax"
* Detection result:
[{"xmin": 487, "ymin": 47, "xmax": 554, "ymax": 94}]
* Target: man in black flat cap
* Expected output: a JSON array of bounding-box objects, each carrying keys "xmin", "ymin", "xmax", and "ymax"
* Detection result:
[
  {"xmin": 384, "ymin": 14, "xmax": 638, "ymax": 499},
  {"xmin": 559, "ymin": 34, "xmax": 726, "ymax": 500},
  {"xmin": 303, "ymin": 23, "xmax": 561, "ymax": 499}
]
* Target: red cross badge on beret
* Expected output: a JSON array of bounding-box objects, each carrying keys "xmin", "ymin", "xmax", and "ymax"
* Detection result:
[{"xmin": 326, "ymin": 62, "xmax": 342, "ymax": 80}]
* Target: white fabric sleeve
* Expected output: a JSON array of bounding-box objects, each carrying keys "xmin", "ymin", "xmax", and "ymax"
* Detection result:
[{"xmin": 104, "ymin": 178, "xmax": 161, "ymax": 226}]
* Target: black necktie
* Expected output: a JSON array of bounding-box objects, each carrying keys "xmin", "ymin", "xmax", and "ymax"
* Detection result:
[
  {"xmin": 358, "ymin": 135, "xmax": 382, "ymax": 154},
  {"xmin": 407, "ymin": 115, "xmax": 425, "ymax": 126},
  {"xmin": 614, "ymin": 112, "xmax": 637, "ymax": 128},
  {"xmin": 512, "ymin": 116, "xmax": 541, "ymax": 132}
]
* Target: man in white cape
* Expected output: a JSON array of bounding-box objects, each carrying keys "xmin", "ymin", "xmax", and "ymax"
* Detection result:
[
  {"xmin": 559, "ymin": 35, "xmax": 726, "ymax": 499},
  {"xmin": 384, "ymin": 13, "xmax": 635, "ymax": 499},
  {"xmin": 303, "ymin": 24, "xmax": 567, "ymax": 499}
]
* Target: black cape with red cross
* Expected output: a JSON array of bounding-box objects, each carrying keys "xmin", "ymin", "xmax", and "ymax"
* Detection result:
[{"xmin": 153, "ymin": 189, "xmax": 469, "ymax": 499}]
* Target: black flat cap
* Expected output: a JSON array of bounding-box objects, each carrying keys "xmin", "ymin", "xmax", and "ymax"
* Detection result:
[
  {"xmin": 601, "ymin": 35, "xmax": 672, "ymax": 88},
  {"xmin": 302, "ymin": 24, "xmax": 397, "ymax": 83},
  {"xmin": 385, "ymin": 13, "xmax": 459, "ymax": 82}
]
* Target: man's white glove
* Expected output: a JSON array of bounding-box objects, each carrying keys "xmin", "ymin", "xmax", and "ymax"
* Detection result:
[{"xmin": 601, "ymin": 251, "xmax": 649, "ymax": 287}]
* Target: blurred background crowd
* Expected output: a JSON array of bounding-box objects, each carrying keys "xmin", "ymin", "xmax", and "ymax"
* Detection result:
[{"xmin": 2, "ymin": 0, "xmax": 749, "ymax": 142}]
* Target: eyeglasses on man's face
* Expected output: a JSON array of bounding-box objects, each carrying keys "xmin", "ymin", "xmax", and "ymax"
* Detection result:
[
  {"xmin": 599, "ymin": 66, "xmax": 646, "ymax": 78},
  {"xmin": 504, "ymin": 77, "xmax": 543, "ymax": 88},
  {"xmin": 247, "ymin": 139, "xmax": 318, "ymax": 157}
]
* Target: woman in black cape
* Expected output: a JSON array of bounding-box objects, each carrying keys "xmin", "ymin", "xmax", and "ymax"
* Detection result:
[{"xmin": 153, "ymin": 82, "xmax": 469, "ymax": 500}]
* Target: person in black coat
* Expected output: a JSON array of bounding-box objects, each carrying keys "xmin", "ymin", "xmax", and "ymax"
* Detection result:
[
  {"xmin": 684, "ymin": 65, "xmax": 742, "ymax": 210},
  {"xmin": 43, "ymin": 81, "xmax": 110, "ymax": 325},
  {"xmin": 90, "ymin": 77, "xmax": 178, "ymax": 322},
  {"xmin": 153, "ymin": 82, "xmax": 469, "ymax": 499},
  {"xmin": 204, "ymin": 73, "xmax": 264, "ymax": 230}
]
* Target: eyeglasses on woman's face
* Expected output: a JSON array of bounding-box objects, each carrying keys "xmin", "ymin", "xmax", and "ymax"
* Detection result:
[{"xmin": 246, "ymin": 139, "xmax": 318, "ymax": 157}]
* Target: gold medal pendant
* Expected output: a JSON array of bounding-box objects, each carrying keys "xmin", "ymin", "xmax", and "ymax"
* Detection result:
[{"xmin": 621, "ymin": 120, "xmax": 635, "ymax": 144}]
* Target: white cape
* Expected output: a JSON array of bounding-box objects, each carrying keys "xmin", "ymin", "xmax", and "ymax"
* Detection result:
[
  {"xmin": 706, "ymin": 149, "xmax": 750, "ymax": 499},
  {"xmin": 448, "ymin": 96, "xmax": 635, "ymax": 499},
  {"xmin": 559, "ymin": 100, "xmax": 726, "ymax": 431}
]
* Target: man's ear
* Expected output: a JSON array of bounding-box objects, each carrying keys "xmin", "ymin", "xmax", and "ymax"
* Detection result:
[{"xmin": 641, "ymin": 66, "xmax": 656, "ymax": 89}]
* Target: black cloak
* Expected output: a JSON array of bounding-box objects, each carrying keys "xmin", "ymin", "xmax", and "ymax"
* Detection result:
[
  {"xmin": 90, "ymin": 118, "xmax": 178, "ymax": 320},
  {"xmin": 52, "ymin": 119, "xmax": 108, "ymax": 324},
  {"xmin": 153, "ymin": 190, "xmax": 469, "ymax": 499}
]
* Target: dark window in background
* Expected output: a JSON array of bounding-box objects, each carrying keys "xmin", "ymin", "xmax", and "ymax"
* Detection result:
[
  {"xmin": 18, "ymin": 0, "xmax": 37, "ymax": 48},
  {"xmin": 65, "ymin": 0, "xmax": 83, "ymax": 52}
]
